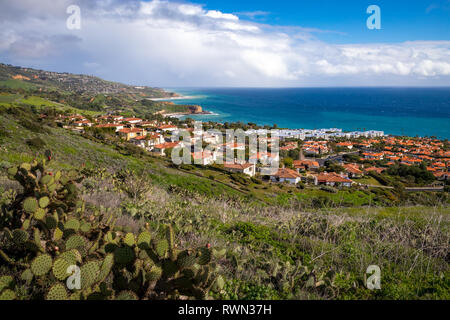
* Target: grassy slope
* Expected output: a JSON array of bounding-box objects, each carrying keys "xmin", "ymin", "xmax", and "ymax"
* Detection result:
[
  {"xmin": 0, "ymin": 108, "xmax": 243, "ymax": 199},
  {"xmin": 0, "ymin": 106, "xmax": 448, "ymax": 300}
]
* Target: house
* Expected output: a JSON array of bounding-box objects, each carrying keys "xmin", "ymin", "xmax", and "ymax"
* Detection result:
[
  {"xmin": 364, "ymin": 167, "xmax": 385, "ymax": 174},
  {"xmin": 138, "ymin": 121, "xmax": 158, "ymax": 128},
  {"xmin": 73, "ymin": 120, "xmax": 93, "ymax": 127},
  {"xmin": 118, "ymin": 128, "xmax": 146, "ymax": 141},
  {"xmin": 203, "ymin": 132, "xmax": 221, "ymax": 144},
  {"xmin": 158, "ymin": 124, "xmax": 178, "ymax": 132},
  {"xmin": 192, "ymin": 151, "xmax": 217, "ymax": 166},
  {"xmin": 153, "ymin": 142, "xmax": 181, "ymax": 156},
  {"xmin": 130, "ymin": 136, "xmax": 149, "ymax": 149},
  {"xmin": 219, "ymin": 142, "xmax": 246, "ymax": 153},
  {"xmin": 249, "ymin": 152, "xmax": 279, "ymax": 166},
  {"xmin": 362, "ymin": 152, "xmax": 384, "ymax": 161},
  {"xmin": 146, "ymin": 133, "xmax": 164, "ymax": 148},
  {"xmin": 109, "ymin": 115, "xmax": 124, "ymax": 122},
  {"xmin": 433, "ymin": 171, "xmax": 449, "ymax": 181},
  {"xmin": 315, "ymin": 172, "xmax": 353, "ymax": 187},
  {"xmin": 293, "ymin": 160, "xmax": 320, "ymax": 172},
  {"xmin": 95, "ymin": 123, "xmax": 124, "ymax": 132},
  {"xmin": 270, "ymin": 168, "xmax": 302, "ymax": 184},
  {"xmin": 343, "ymin": 163, "xmax": 363, "ymax": 178},
  {"xmin": 336, "ymin": 142, "xmax": 353, "ymax": 150},
  {"xmin": 224, "ymin": 162, "xmax": 256, "ymax": 177},
  {"xmin": 123, "ymin": 118, "xmax": 143, "ymax": 125}
]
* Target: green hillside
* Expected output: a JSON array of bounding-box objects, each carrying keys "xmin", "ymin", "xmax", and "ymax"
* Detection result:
[{"xmin": 0, "ymin": 103, "xmax": 448, "ymax": 300}]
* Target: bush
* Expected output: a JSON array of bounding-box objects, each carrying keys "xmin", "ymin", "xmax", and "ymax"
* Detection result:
[
  {"xmin": 320, "ymin": 185, "xmax": 338, "ymax": 193},
  {"xmin": 0, "ymin": 124, "xmax": 10, "ymax": 139},
  {"xmin": 250, "ymin": 176, "xmax": 262, "ymax": 184},
  {"xmin": 26, "ymin": 137, "xmax": 46, "ymax": 149}
]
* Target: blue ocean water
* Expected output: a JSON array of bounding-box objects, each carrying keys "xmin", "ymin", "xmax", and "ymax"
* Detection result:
[{"xmin": 162, "ymin": 88, "xmax": 450, "ymax": 139}]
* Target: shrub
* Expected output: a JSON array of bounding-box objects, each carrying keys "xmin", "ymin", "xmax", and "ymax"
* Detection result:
[
  {"xmin": 320, "ymin": 186, "xmax": 338, "ymax": 193},
  {"xmin": 26, "ymin": 137, "xmax": 46, "ymax": 149}
]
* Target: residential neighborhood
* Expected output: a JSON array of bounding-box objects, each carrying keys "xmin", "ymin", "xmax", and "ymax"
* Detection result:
[{"xmin": 55, "ymin": 112, "xmax": 449, "ymax": 190}]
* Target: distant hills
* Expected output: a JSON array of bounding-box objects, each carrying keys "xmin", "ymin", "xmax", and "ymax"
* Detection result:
[
  {"xmin": 0, "ymin": 63, "xmax": 196, "ymax": 117},
  {"xmin": 0, "ymin": 63, "xmax": 176, "ymax": 98}
]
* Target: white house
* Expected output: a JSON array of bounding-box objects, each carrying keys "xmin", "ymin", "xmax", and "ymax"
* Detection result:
[
  {"xmin": 224, "ymin": 162, "xmax": 256, "ymax": 177},
  {"xmin": 270, "ymin": 168, "xmax": 302, "ymax": 184}
]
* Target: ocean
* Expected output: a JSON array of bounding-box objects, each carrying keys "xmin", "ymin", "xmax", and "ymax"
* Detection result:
[{"xmin": 161, "ymin": 87, "xmax": 450, "ymax": 139}]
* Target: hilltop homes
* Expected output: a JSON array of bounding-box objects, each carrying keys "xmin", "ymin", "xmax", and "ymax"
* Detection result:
[
  {"xmin": 314, "ymin": 172, "xmax": 353, "ymax": 187},
  {"xmin": 118, "ymin": 128, "xmax": 146, "ymax": 141},
  {"xmin": 270, "ymin": 168, "xmax": 302, "ymax": 184},
  {"xmin": 61, "ymin": 113, "xmax": 447, "ymax": 186},
  {"xmin": 224, "ymin": 162, "xmax": 256, "ymax": 177}
]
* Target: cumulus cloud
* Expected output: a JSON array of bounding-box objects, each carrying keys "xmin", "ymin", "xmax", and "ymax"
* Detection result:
[{"xmin": 0, "ymin": 0, "xmax": 449, "ymax": 86}]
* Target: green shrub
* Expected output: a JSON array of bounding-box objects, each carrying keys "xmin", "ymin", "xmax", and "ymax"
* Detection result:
[
  {"xmin": 320, "ymin": 186, "xmax": 338, "ymax": 193},
  {"xmin": 26, "ymin": 137, "xmax": 46, "ymax": 149}
]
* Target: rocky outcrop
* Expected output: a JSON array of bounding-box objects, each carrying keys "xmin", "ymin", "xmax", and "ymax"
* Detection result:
[{"xmin": 188, "ymin": 105, "xmax": 203, "ymax": 114}]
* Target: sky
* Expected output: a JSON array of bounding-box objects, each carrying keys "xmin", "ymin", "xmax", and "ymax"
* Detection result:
[{"xmin": 0, "ymin": 0, "xmax": 449, "ymax": 87}]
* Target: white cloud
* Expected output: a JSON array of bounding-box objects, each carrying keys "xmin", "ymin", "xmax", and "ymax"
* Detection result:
[{"xmin": 0, "ymin": 0, "xmax": 449, "ymax": 86}]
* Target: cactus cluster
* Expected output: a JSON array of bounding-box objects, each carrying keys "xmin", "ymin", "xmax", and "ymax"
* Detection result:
[{"xmin": 0, "ymin": 154, "xmax": 225, "ymax": 300}]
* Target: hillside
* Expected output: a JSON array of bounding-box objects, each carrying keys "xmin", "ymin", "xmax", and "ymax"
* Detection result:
[
  {"xmin": 0, "ymin": 63, "xmax": 203, "ymax": 117},
  {"xmin": 0, "ymin": 63, "xmax": 175, "ymax": 98},
  {"xmin": 0, "ymin": 102, "xmax": 448, "ymax": 300}
]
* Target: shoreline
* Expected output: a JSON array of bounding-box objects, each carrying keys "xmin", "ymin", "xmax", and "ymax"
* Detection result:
[
  {"xmin": 149, "ymin": 95, "xmax": 198, "ymax": 101},
  {"xmin": 163, "ymin": 111, "xmax": 215, "ymax": 118}
]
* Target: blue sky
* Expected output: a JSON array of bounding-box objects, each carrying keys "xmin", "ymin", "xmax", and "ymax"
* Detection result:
[
  {"xmin": 0, "ymin": 0, "xmax": 449, "ymax": 87},
  {"xmin": 199, "ymin": 0, "xmax": 450, "ymax": 43}
]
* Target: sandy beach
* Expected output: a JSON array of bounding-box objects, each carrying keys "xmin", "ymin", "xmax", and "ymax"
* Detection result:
[{"xmin": 148, "ymin": 96, "xmax": 198, "ymax": 101}]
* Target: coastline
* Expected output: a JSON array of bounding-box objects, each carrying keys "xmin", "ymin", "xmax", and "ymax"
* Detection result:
[
  {"xmin": 163, "ymin": 111, "xmax": 215, "ymax": 118},
  {"xmin": 154, "ymin": 87, "xmax": 450, "ymax": 139},
  {"xmin": 149, "ymin": 95, "xmax": 199, "ymax": 101}
]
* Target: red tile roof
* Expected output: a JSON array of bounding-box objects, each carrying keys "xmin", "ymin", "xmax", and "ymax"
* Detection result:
[{"xmin": 272, "ymin": 168, "xmax": 302, "ymax": 179}]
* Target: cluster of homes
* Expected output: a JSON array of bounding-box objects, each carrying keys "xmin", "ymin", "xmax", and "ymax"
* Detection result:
[
  {"xmin": 58, "ymin": 113, "xmax": 449, "ymax": 187},
  {"xmin": 338, "ymin": 137, "xmax": 450, "ymax": 181}
]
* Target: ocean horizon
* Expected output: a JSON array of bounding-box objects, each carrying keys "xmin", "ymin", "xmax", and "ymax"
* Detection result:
[{"xmin": 161, "ymin": 87, "xmax": 450, "ymax": 139}]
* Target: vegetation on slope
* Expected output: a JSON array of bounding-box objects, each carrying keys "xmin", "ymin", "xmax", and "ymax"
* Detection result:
[{"xmin": 0, "ymin": 104, "xmax": 448, "ymax": 300}]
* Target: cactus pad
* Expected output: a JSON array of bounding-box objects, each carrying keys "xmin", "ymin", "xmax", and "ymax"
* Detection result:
[
  {"xmin": 124, "ymin": 233, "xmax": 135, "ymax": 247},
  {"xmin": 116, "ymin": 291, "xmax": 138, "ymax": 300},
  {"xmin": 98, "ymin": 254, "xmax": 114, "ymax": 283},
  {"xmin": 114, "ymin": 246, "xmax": 135, "ymax": 266},
  {"xmin": 65, "ymin": 218, "xmax": 80, "ymax": 231},
  {"xmin": 147, "ymin": 266, "xmax": 162, "ymax": 281},
  {"xmin": 23, "ymin": 197, "xmax": 39, "ymax": 214},
  {"xmin": 197, "ymin": 248, "xmax": 212, "ymax": 265},
  {"xmin": 52, "ymin": 257, "xmax": 73, "ymax": 280},
  {"xmin": 53, "ymin": 228, "xmax": 63, "ymax": 241},
  {"xmin": 45, "ymin": 215, "xmax": 58, "ymax": 229},
  {"xmin": 31, "ymin": 254, "xmax": 53, "ymax": 276},
  {"xmin": 46, "ymin": 283, "xmax": 68, "ymax": 300},
  {"xmin": 34, "ymin": 208, "xmax": 46, "ymax": 220},
  {"xmin": 39, "ymin": 196, "xmax": 50, "ymax": 208},
  {"xmin": 12, "ymin": 229, "xmax": 29, "ymax": 244},
  {"xmin": 177, "ymin": 251, "xmax": 196, "ymax": 269},
  {"xmin": 7, "ymin": 166, "xmax": 18, "ymax": 176},
  {"xmin": 137, "ymin": 231, "xmax": 151, "ymax": 249},
  {"xmin": 212, "ymin": 248, "xmax": 226, "ymax": 259},
  {"xmin": 155, "ymin": 239, "xmax": 169, "ymax": 257},
  {"xmin": 20, "ymin": 269, "xmax": 34, "ymax": 284},
  {"xmin": 81, "ymin": 261, "xmax": 100, "ymax": 290},
  {"xmin": 20, "ymin": 163, "xmax": 31, "ymax": 171},
  {"xmin": 60, "ymin": 249, "xmax": 82, "ymax": 264},
  {"xmin": 40, "ymin": 175, "xmax": 53, "ymax": 185},
  {"xmin": 0, "ymin": 289, "xmax": 16, "ymax": 300},
  {"xmin": 80, "ymin": 222, "xmax": 91, "ymax": 233},
  {"xmin": 0, "ymin": 275, "xmax": 14, "ymax": 292},
  {"xmin": 65, "ymin": 235, "xmax": 86, "ymax": 251}
]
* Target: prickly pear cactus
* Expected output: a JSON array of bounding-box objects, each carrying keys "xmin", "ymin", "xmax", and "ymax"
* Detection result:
[{"xmin": 0, "ymin": 156, "xmax": 225, "ymax": 300}]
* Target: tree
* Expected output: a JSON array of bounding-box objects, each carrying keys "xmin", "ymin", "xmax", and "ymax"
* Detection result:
[{"xmin": 283, "ymin": 157, "xmax": 294, "ymax": 168}]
